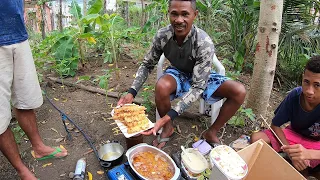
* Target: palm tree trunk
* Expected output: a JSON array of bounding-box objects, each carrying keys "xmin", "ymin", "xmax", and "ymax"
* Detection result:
[{"xmin": 247, "ymin": 0, "xmax": 284, "ymax": 117}]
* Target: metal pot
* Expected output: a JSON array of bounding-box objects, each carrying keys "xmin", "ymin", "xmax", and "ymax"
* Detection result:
[
  {"xmin": 98, "ymin": 141, "xmax": 124, "ymax": 168},
  {"xmin": 126, "ymin": 143, "xmax": 180, "ymax": 180}
]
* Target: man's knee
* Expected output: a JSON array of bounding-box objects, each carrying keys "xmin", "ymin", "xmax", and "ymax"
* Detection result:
[
  {"xmin": 231, "ymin": 82, "xmax": 246, "ymax": 104},
  {"xmin": 155, "ymin": 76, "xmax": 176, "ymax": 98},
  {"xmin": 250, "ymin": 131, "xmax": 268, "ymax": 144}
]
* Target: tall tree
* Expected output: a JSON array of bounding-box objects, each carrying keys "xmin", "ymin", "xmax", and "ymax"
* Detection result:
[
  {"xmin": 59, "ymin": 0, "xmax": 63, "ymax": 32},
  {"xmin": 83, "ymin": 0, "xmax": 87, "ymax": 15},
  {"xmin": 40, "ymin": 2, "xmax": 46, "ymax": 39},
  {"xmin": 247, "ymin": 0, "xmax": 284, "ymax": 117}
]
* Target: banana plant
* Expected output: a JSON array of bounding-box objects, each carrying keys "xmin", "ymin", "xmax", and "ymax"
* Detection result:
[
  {"xmin": 37, "ymin": 0, "xmax": 103, "ymax": 77},
  {"xmin": 277, "ymin": 0, "xmax": 320, "ymax": 87}
]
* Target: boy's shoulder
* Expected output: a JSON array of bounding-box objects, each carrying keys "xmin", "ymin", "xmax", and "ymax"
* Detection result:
[{"xmin": 286, "ymin": 87, "xmax": 302, "ymax": 100}]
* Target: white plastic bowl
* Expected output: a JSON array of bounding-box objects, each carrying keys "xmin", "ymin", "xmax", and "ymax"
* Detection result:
[{"xmin": 209, "ymin": 145, "xmax": 248, "ymax": 180}]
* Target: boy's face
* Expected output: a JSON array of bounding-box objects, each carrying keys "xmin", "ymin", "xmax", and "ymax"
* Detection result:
[
  {"xmin": 168, "ymin": 0, "xmax": 198, "ymax": 39},
  {"xmin": 302, "ymin": 69, "xmax": 320, "ymax": 105}
]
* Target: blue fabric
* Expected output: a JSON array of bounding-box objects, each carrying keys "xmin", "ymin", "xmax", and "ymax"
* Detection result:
[
  {"xmin": 272, "ymin": 87, "xmax": 320, "ymax": 141},
  {"xmin": 0, "ymin": 0, "xmax": 28, "ymax": 46},
  {"xmin": 163, "ymin": 66, "xmax": 229, "ymax": 104}
]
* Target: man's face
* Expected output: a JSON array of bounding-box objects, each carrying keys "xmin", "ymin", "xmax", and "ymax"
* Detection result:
[
  {"xmin": 168, "ymin": 1, "xmax": 198, "ymax": 39},
  {"xmin": 302, "ymin": 69, "xmax": 320, "ymax": 105}
]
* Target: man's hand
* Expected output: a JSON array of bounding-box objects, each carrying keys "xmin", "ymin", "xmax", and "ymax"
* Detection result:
[
  {"xmin": 282, "ymin": 144, "xmax": 312, "ymax": 161},
  {"xmin": 291, "ymin": 159, "xmax": 310, "ymax": 171},
  {"xmin": 140, "ymin": 115, "xmax": 171, "ymax": 136},
  {"xmin": 117, "ymin": 93, "xmax": 134, "ymax": 106}
]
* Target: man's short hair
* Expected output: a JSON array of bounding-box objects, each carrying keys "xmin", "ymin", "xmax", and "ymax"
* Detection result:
[
  {"xmin": 169, "ymin": 0, "xmax": 197, "ymax": 11},
  {"xmin": 305, "ymin": 55, "xmax": 320, "ymax": 73}
]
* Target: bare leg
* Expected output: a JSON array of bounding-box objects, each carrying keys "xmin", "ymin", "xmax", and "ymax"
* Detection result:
[
  {"xmin": 154, "ymin": 75, "xmax": 177, "ymax": 148},
  {"xmin": 250, "ymin": 131, "xmax": 271, "ymax": 144},
  {"xmin": 203, "ymin": 80, "xmax": 246, "ymax": 143},
  {"xmin": 14, "ymin": 109, "xmax": 67, "ymax": 158},
  {"xmin": 0, "ymin": 128, "xmax": 37, "ymax": 180}
]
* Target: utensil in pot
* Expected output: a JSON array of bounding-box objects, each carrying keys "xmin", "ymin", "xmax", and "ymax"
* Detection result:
[
  {"xmin": 98, "ymin": 140, "xmax": 124, "ymax": 168},
  {"xmin": 181, "ymin": 146, "xmax": 191, "ymax": 162}
]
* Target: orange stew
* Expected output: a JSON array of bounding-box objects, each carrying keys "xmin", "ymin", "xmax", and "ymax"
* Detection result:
[{"xmin": 132, "ymin": 151, "xmax": 174, "ymax": 180}]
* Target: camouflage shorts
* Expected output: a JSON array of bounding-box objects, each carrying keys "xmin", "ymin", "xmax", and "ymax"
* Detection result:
[{"xmin": 163, "ymin": 66, "xmax": 229, "ymax": 104}]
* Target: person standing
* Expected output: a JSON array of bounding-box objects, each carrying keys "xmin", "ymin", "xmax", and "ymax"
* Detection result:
[{"xmin": 0, "ymin": 1, "xmax": 67, "ymax": 179}]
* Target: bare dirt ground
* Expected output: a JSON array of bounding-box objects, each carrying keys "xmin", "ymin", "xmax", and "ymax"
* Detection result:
[{"xmin": 0, "ymin": 57, "xmax": 288, "ymax": 180}]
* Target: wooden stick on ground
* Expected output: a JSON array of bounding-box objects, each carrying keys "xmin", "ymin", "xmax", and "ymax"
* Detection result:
[{"xmin": 260, "ymin": 115, "xmax": 284, "ymax": 146}]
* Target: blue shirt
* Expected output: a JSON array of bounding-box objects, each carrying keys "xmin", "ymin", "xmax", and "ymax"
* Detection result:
[
  {"xmin": 272, "ymin": 87, "xmax": 320, "ymax": 141},
  {"xmin": 0, "ymin": 0, "xmax": 28, "ymax": 46}
]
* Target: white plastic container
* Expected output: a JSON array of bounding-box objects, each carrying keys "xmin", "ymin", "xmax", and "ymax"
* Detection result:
[
  {"xmin": 181, "ymin": 148, "xmax": 208, "ymax": 179},
  {"xmin": 209, "ymin": 145, "xmax": 248, "ymax": 180}
]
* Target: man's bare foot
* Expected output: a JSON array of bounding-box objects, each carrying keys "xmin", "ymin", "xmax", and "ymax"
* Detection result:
[
  {"xmin": 202, "ymin": 128, "xmax": 220, "ymax": 143},
  {"xmin": 18, "ymin": 167, "xmax": 37, "ymax": 180},
  {"xmin": 152, "ymin": 126, "xmax": 174, "ymax": 149},
  {"xmin": 32, "ymin": 145, "xmax": 68, "ymax": 159}
]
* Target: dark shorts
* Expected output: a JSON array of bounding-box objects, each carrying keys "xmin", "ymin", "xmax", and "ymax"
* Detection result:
[{"xmin": 162, "ymin": 67, "xmax": 229, "ymax": 104}]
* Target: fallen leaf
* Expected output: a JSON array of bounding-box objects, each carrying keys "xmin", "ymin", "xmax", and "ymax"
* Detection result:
[
  {"xmin": 24, "ymin": 137, "xmax": 29, "ymax": 141},
  {"xmin": 60, "ymin": 85, "xmax": 64, "ymax": 88},
  {"xmin": 88, "ymin": 172, "xmax": 93, "ymax": 180},
  {"xmin": 192, "ymin": 125, "xmax": 196, "ymax": 128},
  {"xmin": 50, "ymin": 128, "xmax": 59, "ymax": 135},
  {"xmin": 53, "ymin": 98, "xmax": 59, "ymax": 101},
  {"xmin": 97, "ymin": 170, "xmax": 104, "ymax": 175},
  {"xmin": 77, "ymin": 100, "xmax": 82, "ymax": 102},
  {"xmin": 108, "ymin": 64, "xmax": 114, "ymax": 67},
  {"xmin": 83, "ymin": 149, "xmax": 94, "ymax": 156},
  {"xmin": 40, "ymin": 121, "xmax": 47, "ymax": 124},
  {"xmin": 60, "ymin": 173, "xmax": 66, "ymax": 177},
  {"xmin": 42, "ymin": 163, "xmax": 52, "ymax": 168},
  {"xmin": 143, "ymin": 87, "xmax": 149, "ymax": 91},
  {"xmin": 31, "ymin": 151, "xmax": 36, "ymax": 158},
  {"xmin": 108, "ymin": 88, "xmax": 114, "ymax": 92},
  {"xmin": 133, "ymin": 74, "xmax": 136, "ymax": 78},
  {"xmin": 74, "ymin": 129, "xmax": 80, "ymax": 133},
  {"xmin": 67, "ymin": 124, "xmax": 75, "ymax": 131},
  {"xmin": 124, "ymin": 66, "xmax": 127, "ymax": 69},
  {"xmin": 194, "ymin": 136, "xmax": 199, "ymax": 142},
  {"xmin": 54, "ymin": 137, "xmax": 64, "ymax": 143},
  {"xmin": 176, "ymin": 125, "xmax": 181, "ymax": 134},
  {"xmin": 62, "ymin": 98, "xmax": 68, "ymax": 102}
]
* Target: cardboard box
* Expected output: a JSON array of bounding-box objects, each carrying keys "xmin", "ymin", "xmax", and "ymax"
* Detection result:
[{"xmin": 237, "ymin": 140, "xmax": 306, "ymax": 180}]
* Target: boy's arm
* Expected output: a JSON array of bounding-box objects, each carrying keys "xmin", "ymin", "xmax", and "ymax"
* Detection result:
[
  {"xmin": 282, "ymin": 144, "xmax": 320, "ymax": 160},
  {"xmin": 310, "ymin": 149, "xmax": 320, "ymax": 160},
  {"xmin": 270, "ymin": 124, "xmax": 290, "ymax": 146}
]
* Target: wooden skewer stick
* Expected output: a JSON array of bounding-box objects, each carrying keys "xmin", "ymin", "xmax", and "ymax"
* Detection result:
[{"xmin": 260, "ymin": 115, "xmax": 285, "ymax": 146}]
